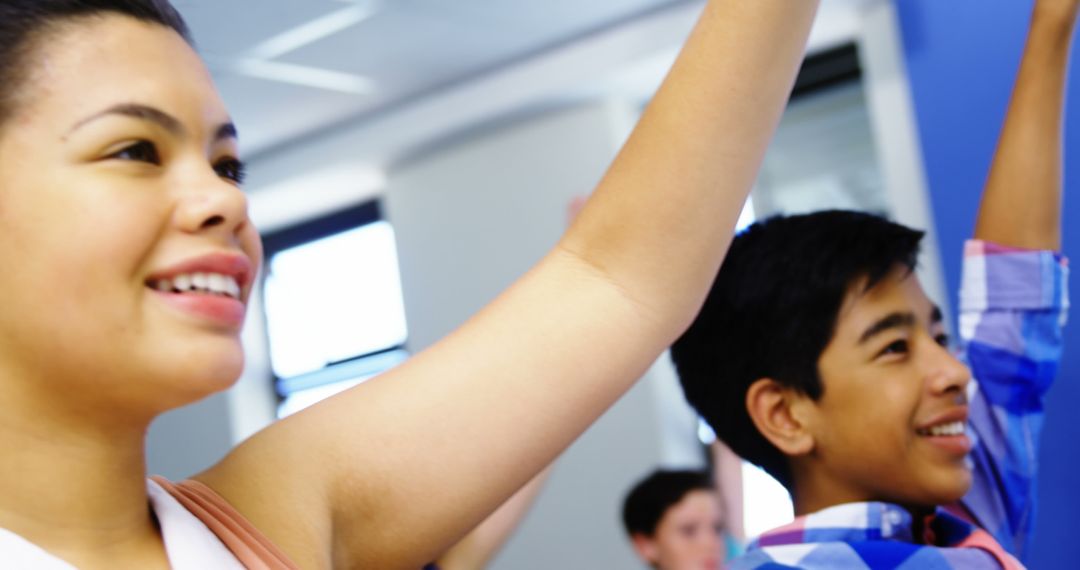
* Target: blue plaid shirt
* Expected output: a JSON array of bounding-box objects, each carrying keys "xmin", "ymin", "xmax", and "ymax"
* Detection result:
[{"xmin": 734, "ymin": 241, "xmax": 1069, "ymax": 569}]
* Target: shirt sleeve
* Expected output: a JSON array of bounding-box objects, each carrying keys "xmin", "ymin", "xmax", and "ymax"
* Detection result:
[{"xmin": 956, "ymin": 240, "xmax": 1069, "ymax": 560}]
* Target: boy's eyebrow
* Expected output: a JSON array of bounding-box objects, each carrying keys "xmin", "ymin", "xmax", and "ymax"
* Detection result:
[
  {"xmin": 858, "ymin": 311, "xmax": 916, "ymax": 345},
  {"xmin": 68, "ymin": 103, "xmax": 238, "ymax": 142},
  {"xmin": 930, "ymin": 305, "xmax": 944, "ymax": 324}
]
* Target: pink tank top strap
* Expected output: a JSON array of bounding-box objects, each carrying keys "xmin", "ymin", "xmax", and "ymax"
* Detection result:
[{"xmin": 150, "ymin": 476, "xmax": 301, "ymax": 570}]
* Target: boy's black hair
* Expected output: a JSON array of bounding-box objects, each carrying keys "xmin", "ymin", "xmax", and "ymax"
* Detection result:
[
  {"xmin": 670, "ymin": 210, "xmax": 924, "ymax": 488},
  {"xmin": 622, "ymin": 469, "xmax": 714, "ymax": 537}
]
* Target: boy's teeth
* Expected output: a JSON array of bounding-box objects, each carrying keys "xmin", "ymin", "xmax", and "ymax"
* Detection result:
[
  {"xmin": 920, "ymin": 421, "xmax": 965, "ymax": 437},
  {"xmin": 150, "ymin": 272, "xmax": 241, "ymax": 299}
]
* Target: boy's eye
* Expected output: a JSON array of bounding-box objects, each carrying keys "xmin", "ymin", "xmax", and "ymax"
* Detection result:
[
  {"xmin": 214, "ymin": 157, "xmax": 247, "ymax": 185},
  {"xmin": 110, "ymin": 140, "xmax": 161, "ymax": 164},
  {"xmin": 879, "ymin": 339, "xmax": 909, "ymax": 357}
]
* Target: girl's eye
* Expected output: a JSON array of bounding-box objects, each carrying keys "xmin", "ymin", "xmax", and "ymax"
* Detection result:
[
  {"xmin": 214, "ymin": 158, "xmax": 247, "ymax": 185},
  {"xmin": 879, "ymin": 339, "xmax": 909, "ymax": 357},
  {"xmin": 110, "ymin": 140, "xmax": 161, "ymax": 164}
]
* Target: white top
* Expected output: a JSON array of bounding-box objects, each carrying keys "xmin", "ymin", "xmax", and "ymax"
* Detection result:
[{"xmin": 0, "ymin": 479, "xmax": 244, "ymax": 569}]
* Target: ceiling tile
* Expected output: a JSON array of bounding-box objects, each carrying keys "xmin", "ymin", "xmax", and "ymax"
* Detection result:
[
  {"xmin": 172, "ymin": 0, "xmax": 349, "ymax": 59},
  {"xmin": 168, "ymin": 0, "xmax": 703, "ymax": 155},
  {"xmin": 212, "ymin": 73, "xmax": 384, "ymax": 156}
]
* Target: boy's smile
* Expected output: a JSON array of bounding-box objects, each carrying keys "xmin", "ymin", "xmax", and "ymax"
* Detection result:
[{"xmin": 796, "ymin": 265, "xmax": 973, "ymax": 513}]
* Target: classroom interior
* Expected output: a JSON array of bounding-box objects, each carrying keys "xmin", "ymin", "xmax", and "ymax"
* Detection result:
[{"xmin": 150, "ymin": 1, "xmax": 1080, "ymax": 567}]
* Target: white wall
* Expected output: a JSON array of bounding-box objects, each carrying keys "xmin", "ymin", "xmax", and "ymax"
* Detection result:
[
  {"xmin": 146, "ymin": 393, "xmax": 233, "ymax": 480},
  {"xmin": 384, "ymin": 101, "xmax": 702, "ymax": 568}
]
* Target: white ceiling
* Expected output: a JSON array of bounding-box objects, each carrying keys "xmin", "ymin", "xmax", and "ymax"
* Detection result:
[
  {"xmin": 168, "ymin": 0, "xmax": 871, "ymax": 228},
  {"xmin": 171, "ymin": 0, "xmax": 700, "ymax": 158}
]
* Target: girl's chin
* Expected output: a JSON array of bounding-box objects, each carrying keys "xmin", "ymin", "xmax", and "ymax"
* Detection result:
[{"xmin": 145, "ymin": 354, "xmax": 245, "ymax": 397}]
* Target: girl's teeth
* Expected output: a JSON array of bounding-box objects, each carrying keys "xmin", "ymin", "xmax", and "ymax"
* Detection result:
[
  {"xmin": 207, "ymin": 273, "xmax": 227, "ymax": 294},
  {"xmin": 150, "ymin": 273, "xmax": 241, "ymax": 299},
  {"xmin": 174, "ymin": 274, "xmax": 193, "ymax": 291}
]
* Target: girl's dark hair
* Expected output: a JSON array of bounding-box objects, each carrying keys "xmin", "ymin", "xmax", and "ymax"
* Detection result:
[
  {"xmin": 671, "ymin": 210, "xmax": 924, "ymax": 489},
  {"xmin": 0, "ymin": 0, "xmax": 190, "ymax": 127},
  {"xmin": 622, "ymin": 469, "xmax": 714, "ymax": 537}
]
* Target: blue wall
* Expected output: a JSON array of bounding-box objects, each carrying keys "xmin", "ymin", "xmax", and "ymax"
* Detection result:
[{"xmin": 895, "ymin": 0, "xmax": 1080, "ymax": 565}]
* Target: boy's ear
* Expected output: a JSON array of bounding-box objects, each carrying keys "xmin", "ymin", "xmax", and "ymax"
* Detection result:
[
  {"xmin": 746, "ymin": 378, "xmax": 815, "ymax": 457},
  {"xmin": 630, "ymin": 532, "xmax": 659, "ymax": 564}
]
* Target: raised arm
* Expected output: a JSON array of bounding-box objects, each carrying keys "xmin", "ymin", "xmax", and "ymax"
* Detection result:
[
  {"xmin": 974, "ymin": 0, "xmax": 1079, "ymax": 248},
  {"xmin": 197, "ymin": 2, "xmax": 822, "ymax": 568},
  {"xmin": 433, "ymin": 467, "xmax": 551, "ymax": 570},
  {"xmin": 711, "ymin": 440, "xmax": 745, "ymax": 544},
  {"xmin": 959, "ymin": 0, "xmax": 1077, "ymax": 557}
]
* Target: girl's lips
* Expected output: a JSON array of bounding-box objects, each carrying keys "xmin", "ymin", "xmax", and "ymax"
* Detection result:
[
  {"xmin": 146, "ymin": 251, "xmax": 255, "ymax": 300},
  {"xmin": 151, "ymin": 288, "xmax": 246, "ymax": 329}
]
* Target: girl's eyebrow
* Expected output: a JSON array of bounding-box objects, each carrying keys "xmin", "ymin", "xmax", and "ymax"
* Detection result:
[
  {"xmin": 68, "ymin": 102, "xmax": 237, "ymax": 143},
  {"xmin": 215, "ymin": 122, "xmax": 238, "ymax": 141}
]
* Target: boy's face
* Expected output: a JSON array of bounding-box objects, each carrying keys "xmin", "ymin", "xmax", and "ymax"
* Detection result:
[
  {"xmin": 632, "ymin": 490, "xmax": 723, "ymax": 570},
  {"xmin": 803, "ymin": 267, "xmax": 973, "ymax": 510}
]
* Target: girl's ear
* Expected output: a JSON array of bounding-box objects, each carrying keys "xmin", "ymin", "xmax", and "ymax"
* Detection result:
[{"xmin": 630, "ymin": 532, "xmax": 660, "ymax": 565}]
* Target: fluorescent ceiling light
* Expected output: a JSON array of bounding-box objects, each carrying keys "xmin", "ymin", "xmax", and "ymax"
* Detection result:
[
  {"xmin": 232, "ymin": 59, "xmax": 375, "ymax": 94},
  {"xmin": 248, "ymin": 1, "xmax": 382, "ymax": 60}
]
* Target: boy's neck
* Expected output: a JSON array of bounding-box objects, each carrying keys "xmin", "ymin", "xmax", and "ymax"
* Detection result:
[
  {"xmin": 790, "ymin": 464, "xmax": 867, "ymax": 516},
  {"xmin": 791, "ymin": 466, "xmax": 938, "ymax": 520}
]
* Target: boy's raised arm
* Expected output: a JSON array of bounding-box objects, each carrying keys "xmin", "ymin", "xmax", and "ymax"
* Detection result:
[
  {"xmin": 975, "ymin": 0, "xmax": 1079, "ymax": 248},
  {"xmin": 960, "ymin": 0, "xmax": 1077, "ymax": 557}
]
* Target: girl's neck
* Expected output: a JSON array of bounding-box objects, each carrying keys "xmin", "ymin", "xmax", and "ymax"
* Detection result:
[{"xmin": 0, "ymin": 402, "xmax": 166, "ymax": 567}]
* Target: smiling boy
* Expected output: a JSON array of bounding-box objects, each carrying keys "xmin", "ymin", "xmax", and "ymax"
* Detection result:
[{"xmin": 671, "ymin": 1, "xmax": 1076, "ymax": 568}]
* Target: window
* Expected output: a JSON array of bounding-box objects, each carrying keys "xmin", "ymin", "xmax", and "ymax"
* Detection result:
[{"xmin": 261, "ymin": 201, "xmax": 409, "ymax": 417}]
